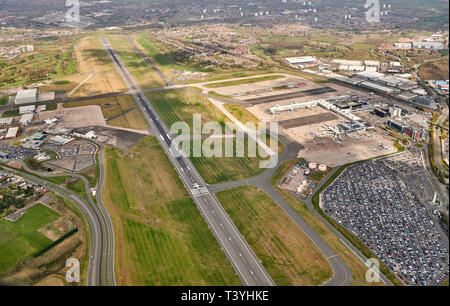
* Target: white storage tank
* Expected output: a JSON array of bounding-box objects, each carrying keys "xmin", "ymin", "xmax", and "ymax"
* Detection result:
[{"xmin": 318, "ymin": 164, "xmax": 327, "ymax": 172}]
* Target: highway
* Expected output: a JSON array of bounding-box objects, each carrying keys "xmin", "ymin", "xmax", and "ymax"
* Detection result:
[
  {"xmin": 0, "ymin": 163, "xmax": 108, "ymax": 286},
  {"xmin": 2, "ymin": 142, "xmax": 116, "ymax": 286},
  {"xmin": 101, "ymin": 37, "xmax": 275, "ymax": 286}
]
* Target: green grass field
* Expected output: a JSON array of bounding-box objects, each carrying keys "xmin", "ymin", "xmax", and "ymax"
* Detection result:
[
  {"xmin": 135, "ymin": 35, "xmax": 194, "ymax": 80},
  {"xmin": 0, "ymin": 204, "xmax": 60, "ymax": 274},
  {"xmin": 0, "ymin": 96, "xmax": 9, "ymax": 106},
  {"xmin": 216, "ymin": 186, "xmax": 332, "ymax": 285},
  {"xmin": 108, "ymin": 36, "xmax": 165, "ymax": 89},
  {"xmin": 102, "ymin": 136, "xmax": 241, "ymax": 285},
  {"xmin": 0, "ymin": 41, "xmax": 77, "ymax": 90},
  {"xmin": 145, "ymin": 89, "xmax": 267, "ymax": 184},
  {"xmin": 204, "ymin": 75, "xmax": 284, "ymax": 88},
  {"xmin": 2, "ymin": 110, "xmax": 19, "ymax": 118}
]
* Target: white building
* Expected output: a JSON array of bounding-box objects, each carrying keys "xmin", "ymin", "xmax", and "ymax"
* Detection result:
[
  {"xmin": 394, "ymin": 42, "xmax": 412, "ymax": 49},
  {"xmin": 364, "ymin": 60, "xmax": 380, "ymax": 67},
  {"xmin": 347, "ymin": 65, "xmax": 365, "ymax": 72},
  {"xmin": 390, "ymin": 61, "xmax": 402, "ymax": 67},
  {"xmin": 15, "ymin": 88, "xmax": 37, "ymax": 104},
  {"xmin": 0, "ymin": 117, "xmax": 14, "ymax": 125},
  {"xmin": 284, "ymin": 56, "xmax": 317, "ymax": 67},
  {"xmin": 20, "ymin": 113, "xmax": 34, "ymax": 125},
  {"xmin": 49, "ymin": 135, "xmax": 74, "ymax": 145},
  {"xmin": 365, "ymin": 66, "xmax": 378, "ymax": 72},
  {"xmin": 19, "ymin": 105, "xmax": 36, "ymax": 114},
  {"xmin": 355, "ymin": 71, "xmax": 385, "ymax": 80},
  {"xmin": 5, "ymin": 127, "xmax": 19, "ymax": 139},
  {"xmin": 412, "ymin": 42, "xmax": 444, "ymax": 50},
  {"xmin": 333, "ymin": 59, "xmax": 363, "ymax": 66}
]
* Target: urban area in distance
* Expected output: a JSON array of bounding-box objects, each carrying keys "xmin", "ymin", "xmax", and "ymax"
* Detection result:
[{"xmin": 0, "ymin": 0, "xmax": 448, "ymax": 292}]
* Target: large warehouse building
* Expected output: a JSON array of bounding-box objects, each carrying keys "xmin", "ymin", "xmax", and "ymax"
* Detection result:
[
  {"xmin": 284, "ymin": 56, "xmax": 317, "ymax": 68},
  {"xmin": 15, "ymin": 88, "xmax": 38, "ymax": 104}
]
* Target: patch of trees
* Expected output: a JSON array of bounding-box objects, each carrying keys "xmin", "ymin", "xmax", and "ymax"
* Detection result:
[{"xmin": 0, "ymin": 194, "xmax": 25, "ymax": 214}]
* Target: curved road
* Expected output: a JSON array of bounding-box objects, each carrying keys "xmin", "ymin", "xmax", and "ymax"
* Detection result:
[
  {"xmin": 208, "ymin": 137, "xmax": 354, "ymax": 286},
  {"xmin": 1, "ymin": 143, "xmax": 116, "ymax": 286},
  {"xmin": 0, "ymin": 164, "xmax": 103, "ymax": 285}
]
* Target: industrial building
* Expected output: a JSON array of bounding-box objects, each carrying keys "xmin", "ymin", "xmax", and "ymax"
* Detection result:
[
  {"xmin": 19, "ymin": 105, "xmax": 36, "ymax": 114},
  {"xmin": 333, "ymin": 59, "xmax": 363, "ymax": 66},
  {"xmin": 364, "ymin": 60, "xmax": 380, "ymax": 67},
  {"xmin": 48, "ymin": 135, "xmax": 74, "ymax": 146},
  {"xmin": 284, "ymin": 56, "xmax": 317, "ymax": 68},
  {"xmin": 360, "ymin": 81, "xmax": 395, "ymax": 94},
  {"xmin": 412, "ymin": 42, "xmax": 444, "ymax": 50},
  {"xmin": 5, "ymin": 127, "xmax": 19, "ymax": 139},
  {"xmin": 339, "ymin": 65, "xmax": 365, "ymax": 72},
  {"xmin": 15, "ymin": 88, "xmax": 38, "ymax": 104},
  {"xmin": 20, "ymin": 113, "xmax": 34, "ymax": 125},
  {"xmin": 0, "ymin": 118, "xmax": 14, "ymax": 126},
  {"xmin": 394, "ymin": 42, "xmax": 412, "ymax": 49},
  {"xmin": 355, "ymin": 71, "xmax": 385, "ymax": 80}
]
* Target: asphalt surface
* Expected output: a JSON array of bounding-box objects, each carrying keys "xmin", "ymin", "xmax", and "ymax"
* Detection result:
[
  {"xmin": 0, "ymin": 164, "xmax": 106, "ymax": 286},
  {"xmin": 124, "ymin": 36, "xmax": 174, "ymax": 86},
  {"xmin": 208, "ymin": 138, "xmax": 355, "ymax": 286},
  {"xmin": 244, "ymin": 86, "xmax": 337, "ymax": 105},
  {"xmin": 7, "ymin": 143, "xmax": 116, "ymax": 286},
  {"xmin": 101, "ymin": 37, "xmax": 275, "ymax": 286}
]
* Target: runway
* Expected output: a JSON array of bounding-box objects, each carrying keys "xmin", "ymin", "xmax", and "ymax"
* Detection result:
[{"xmin": 101, "ymin": 37, "xmax": 275, "ymax": 286}]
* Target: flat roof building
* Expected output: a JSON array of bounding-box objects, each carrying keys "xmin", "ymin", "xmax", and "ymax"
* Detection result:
[
  {"xmin": 5, "ymin": 127, "xmax": 19, "ymax": 139},
  {"xmin": 19, "ymin": 105, "xmax": 36, "ymax": 114},
  {"xmin": 284, "ymin": 56, "xmax": 317, "ymax": 67},
  {"xmin": 355, "ymin": 71, "xmax": 385, "ymax": 80},
  {"xmin": 0, "ymin": 117, "xmax": 14, "ymax": 125},
  {"xmin": 360, "ymin": 81, "xmax": 395, "ymax": 94},
  {"xmin": 364, "ymin": 60, "xmax": 380, "ymax": 66},
  {"xmin": 412, "ymin": 42, "xmax": 444, "ymax": 50},
  {"xmin": 394, "ymin": 42, "xmax": 412, "ymax": 49},
  {"xmin": 20, "ymin": 113, "xmax": 34, "ymax": 125},
  {"xmin": 15, "ymin": 88, "xmax": 37, "ymax": 104},
  {"xmin": 333, "ymin": 59, "xmax": 363, "ymax": 66}
]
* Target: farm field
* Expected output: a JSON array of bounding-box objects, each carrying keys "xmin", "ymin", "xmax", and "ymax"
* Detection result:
[
  {"xmin": 102, "ymin": 136, "xmax": 241, "ymax": 286},
  {"xmin": 0, "ymin": 204, "xmax": 59, "ymax": 274},
  {"xmin": 107, "ymin": 35, "xmax": 166, "ymax": 89},
  {"xmin": 63, "ymin": 95, "xmax": 148, "ymax": 130},
  {"xmin": 69, "ymin": 72, "xmax": 128, "ymax": 98},
  {"xmin": 47, "ymin": 35, "xmax": 128, "ymax": 97},
  {"xmin": 145, "ymin": 89, "xmax": 268, "ymax": 184},
  {"xmin": 271, "ymin": 159, "xmax": 385, "ymax": 286},
  {"xmin": 75, "ymin": 36, "xmax": 116, "ymax": 73},
  {"xmin": 216, "ymin": 185, "xmax": 333, "ymax": 286}
]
